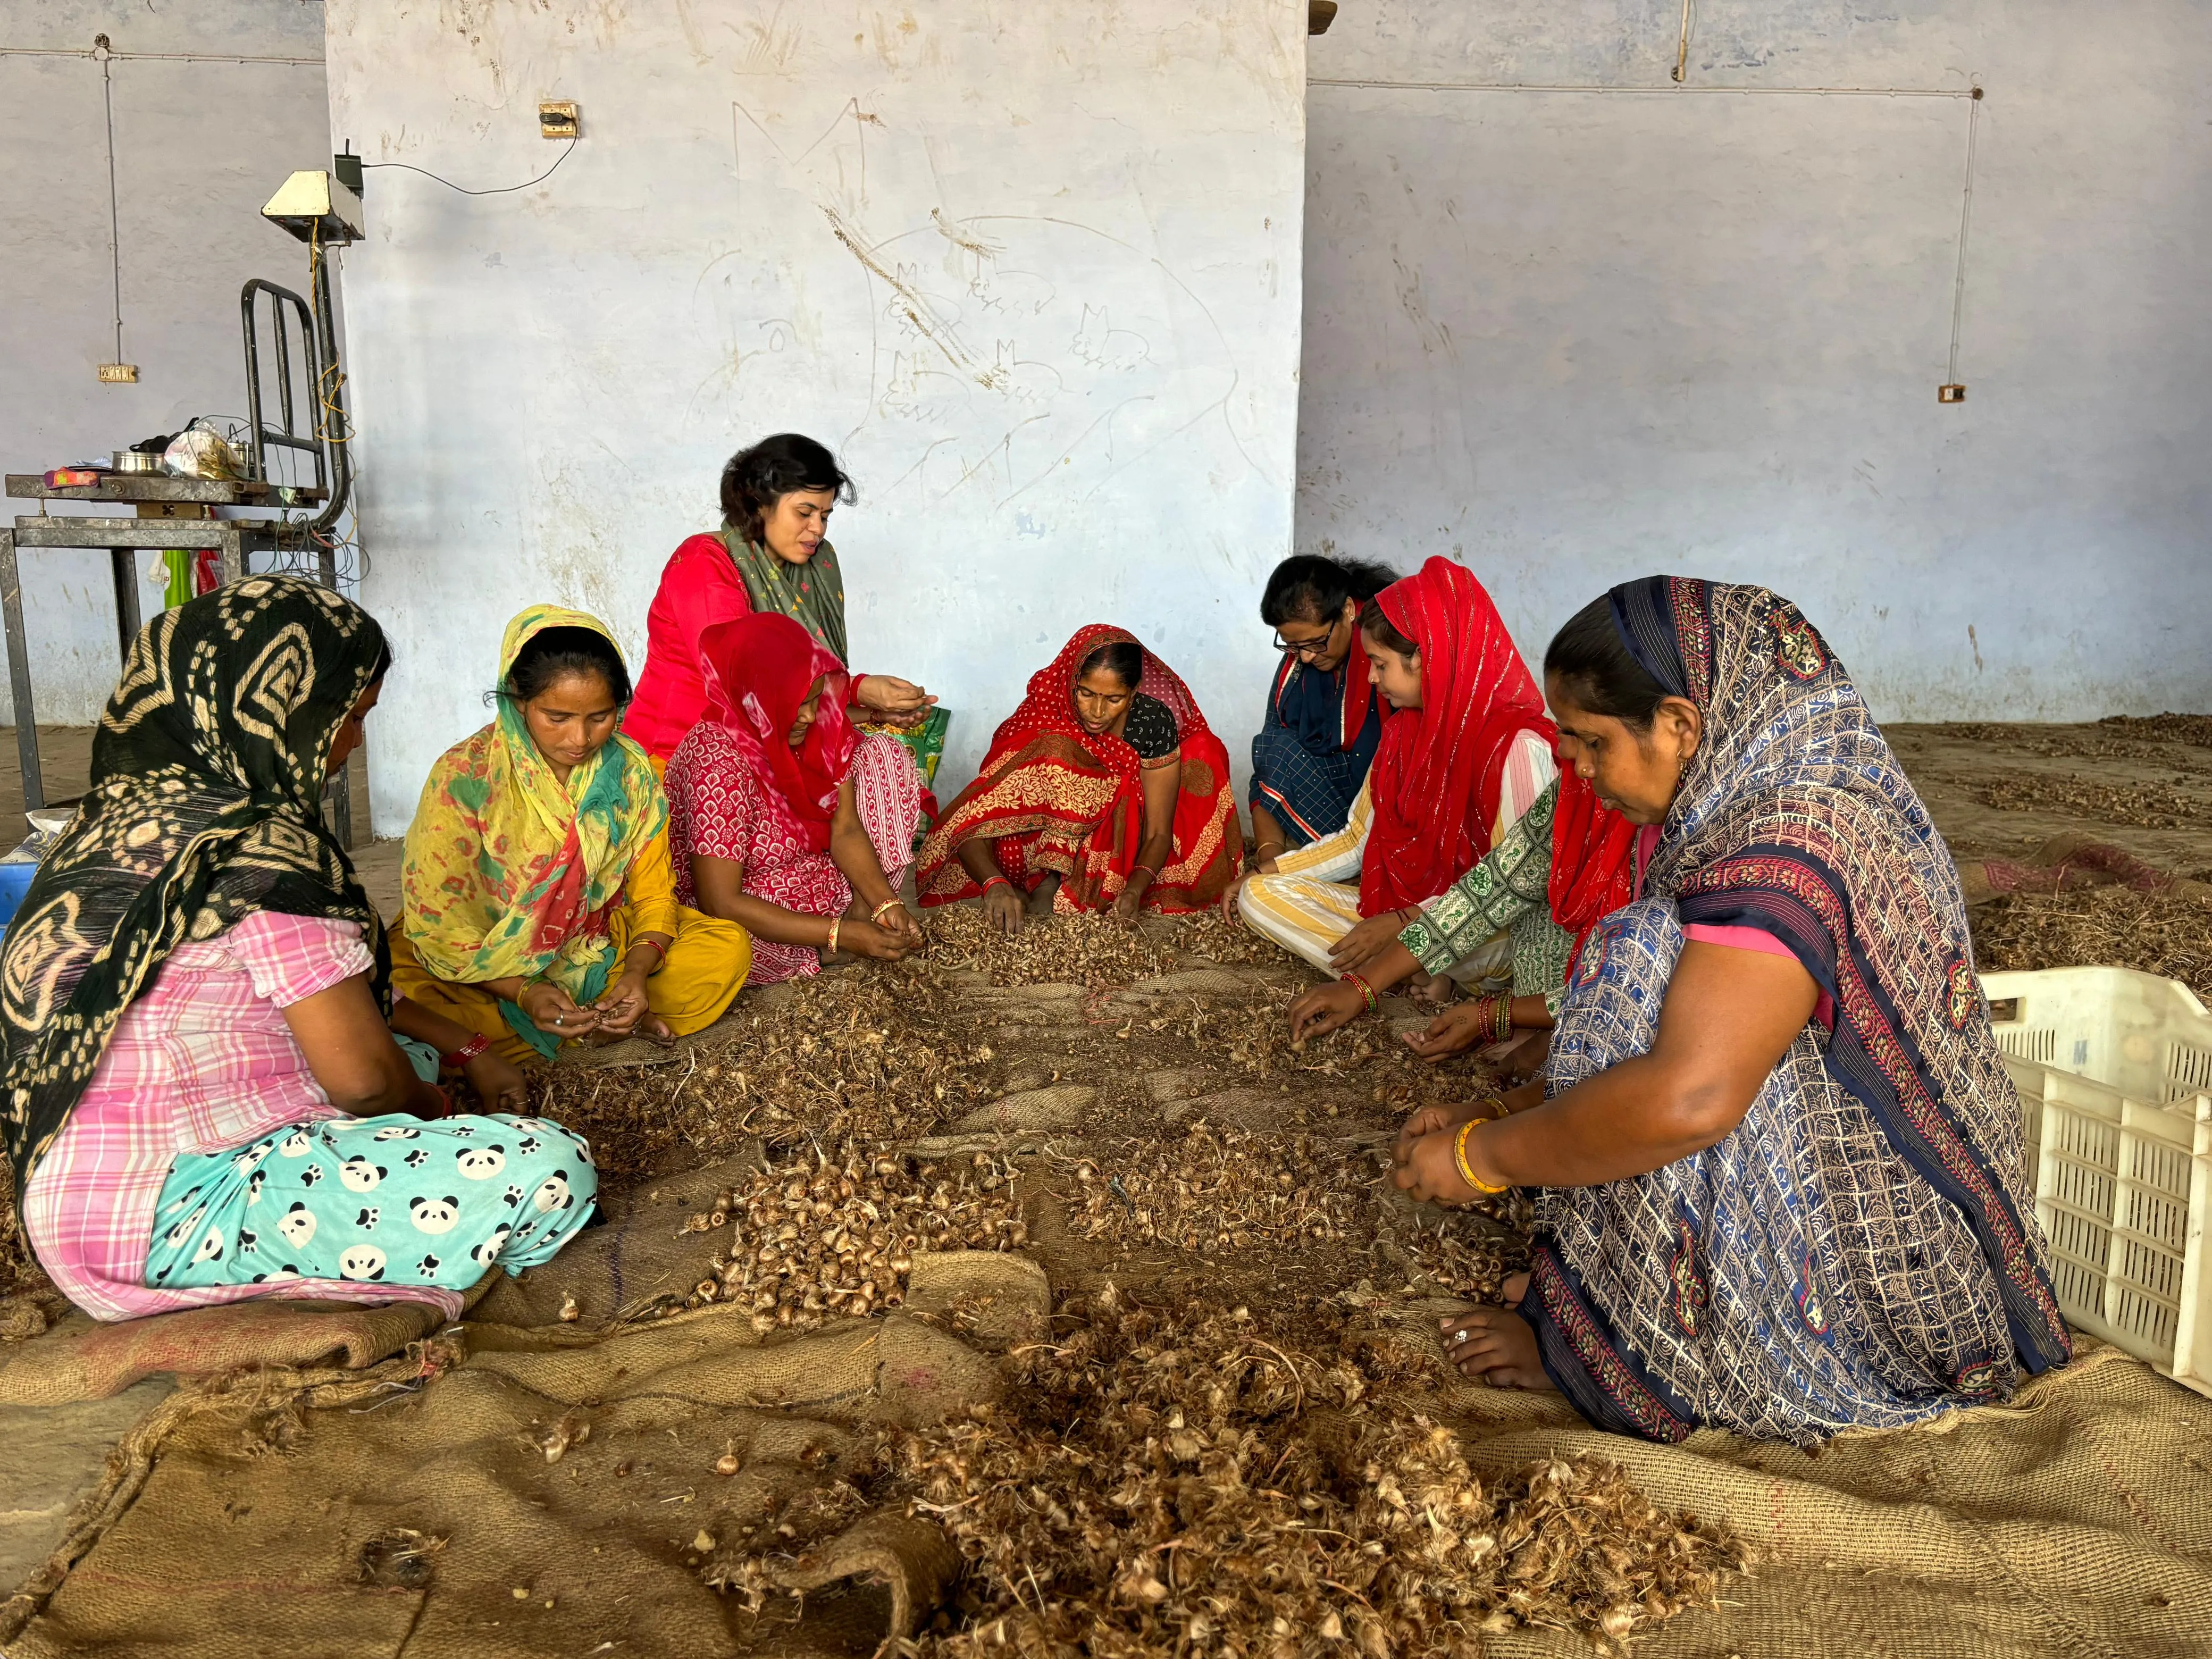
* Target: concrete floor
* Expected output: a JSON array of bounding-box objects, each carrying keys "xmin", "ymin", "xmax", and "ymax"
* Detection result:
[{"xmin": 0, "ymin": 1380, "xmax": 171, "ymax": 1591}]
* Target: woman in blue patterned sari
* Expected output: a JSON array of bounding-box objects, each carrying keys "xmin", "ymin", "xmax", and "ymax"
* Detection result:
[
  {"xmin": 1245, "ymin": 556, "xmax": 1394, "ymax": 863},
  {"xmin": 1393, "ymin": 578, "xmax": 2070, "ymax": 1443}
]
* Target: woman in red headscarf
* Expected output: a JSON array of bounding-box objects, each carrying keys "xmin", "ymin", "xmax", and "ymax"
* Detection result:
[
  {"xmin": 662, "ymin": 613, "xmax": 925, "ymax": 986},
  {"xmin": 916, "ymin": 625, "xmax": 1241, "ymax": 933},
  {"xmin": 1239, "ymin": 557, "xmax": 1629, "ymax": 1049}
]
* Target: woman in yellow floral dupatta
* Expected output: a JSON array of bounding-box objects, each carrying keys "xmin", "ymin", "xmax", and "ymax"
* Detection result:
[{"xmin": 392, "ymin": 605, "xmax": 751, "ymax": 1063}]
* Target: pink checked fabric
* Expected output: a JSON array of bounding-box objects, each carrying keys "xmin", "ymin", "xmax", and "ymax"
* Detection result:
[
  {"xmin": 20, "ymin": 911, "xmax": 461, "ymax": 1323},
  {"xmin": 666, "ymin": 727, "xmax": 921, "ymax": 985}
]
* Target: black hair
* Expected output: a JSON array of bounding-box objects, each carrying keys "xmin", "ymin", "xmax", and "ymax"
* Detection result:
[
  {"xmin": 1077, "ymin": 639, "xmax": 1144, "ymax": 691},
  {"xmin": 1358, "ymin": 604, "xmax": 1419, "ymax": 658},
  {"xmin": 1543, "ymin": 596, "xmax": 1670, "ymax": 731},
  {"xmin": 719, "ymin": 433, "xmax": 856, "ymax": 545},
  {"xmin": 1259, "ymin": 554, "xmax": 1398, "ymax": 628},
  {"xmin": 500, "ymin": 625, "xmax": 633, "ymax": 707},
  {"xmin": 369, "ymin": 639, "xmax": 393, "ymax": 683}
]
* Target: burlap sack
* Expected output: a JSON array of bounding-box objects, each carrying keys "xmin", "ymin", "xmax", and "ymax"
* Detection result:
[
  {"xmin": 0, "ymin": 1297, "xmax": 447, "ymax": 1407},
  {"xmin": 946, "ymin": 1083, "xmax": 1096, "ymax": 1134},
  {"xmin": 468, "ymin": 1148, "xmax": 770, "ymax": 1329},
  {"xmin": 3, "ymin": 1256, "xmax": 1047, "ymax": 1659},
  {"xmin": 1359, "ymin": 1308, "xmax": 2212, "ymax": 1659}
]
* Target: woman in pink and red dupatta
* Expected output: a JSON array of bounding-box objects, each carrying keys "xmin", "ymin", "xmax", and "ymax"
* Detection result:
[
  {"xmin": 663, "ymin": 613, "xmax": 924, "ymax": 985},
  {"xmin": 916, "ymin": 625, "xmax": 1241, "ymax": 933}
]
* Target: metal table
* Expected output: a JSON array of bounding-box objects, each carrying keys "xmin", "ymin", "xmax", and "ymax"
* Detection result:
[{"xmin": 1, "ymin": 473, "xmax": 348, "ymax": 837}]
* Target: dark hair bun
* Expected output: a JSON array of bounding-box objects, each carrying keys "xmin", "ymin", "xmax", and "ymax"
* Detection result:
[{"xmin": 719, "ymin": 434, "xmax": 856, "ymax": 544}]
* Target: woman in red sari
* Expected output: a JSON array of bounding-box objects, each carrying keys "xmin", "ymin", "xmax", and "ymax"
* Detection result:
[
  {"xmin": 664, "ymin": 614, "xmax": 925, "ymax": 986},
  {"xmin": 916, "ymin": 626, "xmax": 1241, "ymax": 933}
]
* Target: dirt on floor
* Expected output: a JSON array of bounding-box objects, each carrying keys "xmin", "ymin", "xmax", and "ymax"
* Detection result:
[{"xmin": 1887, "ymin": 713, "xmax": 2212, "ymax": 876}]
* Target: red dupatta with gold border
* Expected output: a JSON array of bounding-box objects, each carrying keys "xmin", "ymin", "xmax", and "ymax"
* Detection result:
[{"xmin": 916, "ymin": 624, "xmax": 1241, "ymax": 914}]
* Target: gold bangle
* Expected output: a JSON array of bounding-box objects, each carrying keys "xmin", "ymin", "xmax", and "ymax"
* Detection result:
[
  {"xmin": 826, "ymin": 917, "xmax": 841, "ymax": 953},
  {"xmin": 870, "ymin": 898, "xmax": 904, "ymax": 925},
  {"xmin": 1453, "ymin": 1118, "xmax": 1509, "ymax": 1195}
]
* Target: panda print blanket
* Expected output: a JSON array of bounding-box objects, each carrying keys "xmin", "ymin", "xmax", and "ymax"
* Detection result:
[{"xmin": 145, "ymin": 1112, "xmax": 596, "ymax": 1308}]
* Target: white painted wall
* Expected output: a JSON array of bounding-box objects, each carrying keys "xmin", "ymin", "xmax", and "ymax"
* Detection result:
[
  {"xmin": 0, "ymin": 0, "xmax": 332, "ymax": 724},
  {"xmin": 326, "ymin": 0, "xmax": 1309, "ymax": 835},
  {"xmin": 1301, "ymin": 1, "xmax": 2212, "ymax": 719}
]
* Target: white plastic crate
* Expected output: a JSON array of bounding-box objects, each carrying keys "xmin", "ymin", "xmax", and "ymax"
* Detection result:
[{"xmin": 1983, "ymin": 966, "xmax": 2212, "ymax": 1397}]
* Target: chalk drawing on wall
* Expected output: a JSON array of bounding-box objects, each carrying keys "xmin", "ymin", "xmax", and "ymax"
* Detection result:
[{"xmin": 725, "ymin": 96, "xmax": 1272, "ymax": 530}]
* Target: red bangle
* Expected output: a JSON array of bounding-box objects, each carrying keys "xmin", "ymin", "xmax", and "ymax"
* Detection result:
[
  {"xmin": 981, "ymin": 875, "xmax": 1011, "ymax": 893},
  {"xmin": 442, "ymin": 1033, "xmax": 491, "ymax": 1066},
  {"xmin": 1341, "ymin": 971, "xmax": 1378, "ymax": 1015}
]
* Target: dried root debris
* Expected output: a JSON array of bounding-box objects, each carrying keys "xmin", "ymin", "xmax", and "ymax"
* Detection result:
[
  {"xmin": 1174, "ymin": 912, "xmax": 1279, "ymax": 966},
  {"xmin": 1070, "ymin": 1123, "xmax": 1371, "ymax": 1254},
  {"xmin": 533, "ymin": 966, "xmax": 995, "ymax": 1183},
  {"xmin": 1137, "ymin": 991, "xmax": 1481, "ymax": 1085},
  {"xmin": 672, "ymin": 1147, "xmax": 1028, "ymax": 1331},
  {"xmin": 1928, "ymin": 718, "xmax": 2212, "ymax": 770},
  {"xmin": 0, "ymin": 1161, "xmax": 66, "ymax": 1337},
  {"xmin": 2096, "ymin": 713, "xmax": 2212, "ymax": 750},
  {"xmin": 1972, "ymin": 773, "xmax": 2200, "ymax": 831},
  {"xmin": 1974, "ymin": 883, "xmax": 2212, "ymax": 1006},
  {"xmin": 925, "ymin": 906, "xmax": 1184, "ymax": 987},
  {"xmin": 719, "ymin": 1297, "xmax": 1747, "ymax": 1657}
]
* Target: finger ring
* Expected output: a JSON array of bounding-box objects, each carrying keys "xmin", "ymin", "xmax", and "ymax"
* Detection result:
[{"xmin": 1452, "ymin": 1329, "xmax": 1468, "ymax": 1344}]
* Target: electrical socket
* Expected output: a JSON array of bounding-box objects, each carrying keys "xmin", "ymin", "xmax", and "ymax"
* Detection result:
[
  {"xmin": 1937, "ymin": 383, "xmax": 1967, "ymax": 404},
  {"xmin": 539, "ymin": 101, "xmax": 580, "ymax": 139},
  {"xmin": 98, "ymin": 363, "xmax": 138, "ymax": 384}
]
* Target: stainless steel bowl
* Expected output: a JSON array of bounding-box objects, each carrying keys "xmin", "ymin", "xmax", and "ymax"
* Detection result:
[{"xmin": 113, "ymin": 449, "xmax": 163, "ymax": 474}]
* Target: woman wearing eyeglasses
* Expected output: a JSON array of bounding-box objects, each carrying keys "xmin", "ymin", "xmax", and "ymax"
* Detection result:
[
  {"xmin": 1232, "ymin": 558, "xmax": 1562, "ymax": 1019},
  {"xmin": 1246, "ymin": 555, "xmax": 1396, "ymax": 868}
]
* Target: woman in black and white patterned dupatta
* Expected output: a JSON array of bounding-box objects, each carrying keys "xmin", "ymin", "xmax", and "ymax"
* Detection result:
[{"xmin": 1392, "ymin": 577, "xmax": 2071, "ymax": 1444}]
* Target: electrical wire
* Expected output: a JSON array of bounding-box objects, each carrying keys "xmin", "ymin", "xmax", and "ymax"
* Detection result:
[
  {"xmin": 1309, "ymin": 77, "xmax": 1977, "ymax": 97},
  {"xmin": 98, "ymin": 46, "xmax": 123, "ymax": 364},
  {"xmin": 1946, "ymin": 87, "xmax": 1984, "ymax": 388},
  {"xmin": 362, "ymin": 134, "xmax": 577, "ymax": 196}
]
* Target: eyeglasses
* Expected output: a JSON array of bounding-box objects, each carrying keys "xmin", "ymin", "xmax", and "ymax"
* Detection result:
[{"xmin": 1270, "ymin": 618, "xmax": 1343, "ymax": 660}]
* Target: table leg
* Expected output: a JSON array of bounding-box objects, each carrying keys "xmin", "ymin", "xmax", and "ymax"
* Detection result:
[
  {"xmin": 0, "ymin": 529, "xmax": 40, "ymax": 811},
  {"xmin": 217, "ymin": 530, "xmax": 245, "ymax": 586},
  {"xmin": 110, "ymin": 546, "xmax": 143, "ymax": 660},
  {"xmin": 305, "ymin": 536, "xmax": 353, "ymax": 849}
]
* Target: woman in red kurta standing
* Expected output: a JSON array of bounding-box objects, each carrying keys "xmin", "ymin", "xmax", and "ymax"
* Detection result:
[{"xmin": 625, "ymin": 434, "xmax": 937, "ymax": 767}]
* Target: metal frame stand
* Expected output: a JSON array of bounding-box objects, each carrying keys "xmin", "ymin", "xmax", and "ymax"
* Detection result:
[{"xmin": 1, "ymin": 473, "xmax": 348, "ymax": 844}]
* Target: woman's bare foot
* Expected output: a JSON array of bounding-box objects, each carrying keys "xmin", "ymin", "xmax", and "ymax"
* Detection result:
[
  {"xmin": 1407, "ymin": 970, "xmax": 1456, "ymax": 1007},
  {"xmin": 1026, "ymin": 874, "xmax": 1061, "ymax": 918},
  {"xmin": 1437, "ymin": 1271, "xmax": 1553, "ymax": 1390}
]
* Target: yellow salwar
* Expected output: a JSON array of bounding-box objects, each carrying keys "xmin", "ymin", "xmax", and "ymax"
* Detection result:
[
  {"xmin": 392, "ymin": 832, "xmax": 750, "ymax": 1066},
  {"xmin": 398, "ymin": 605, "xmax": 752, "ymax": 1063}
]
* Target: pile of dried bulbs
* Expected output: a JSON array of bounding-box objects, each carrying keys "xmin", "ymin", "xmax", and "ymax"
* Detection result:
[
  {"xmin": 715, "ymin": 1294, "xmax": 1747, "ymax": 1657},
  {"xmin": 534, "ymin": 966, "xmax": 994, "ymax": 1182},
  {"xmin": 1069, "ymin": 1122, "xmax": 1370, "ymax": 1254},
  {"xmin": 924, "ymin": 904, "xmax": 1185, "ymax": 987},
  {"xmin": 674, "ymin": 1148, "xmax": 1028, "ymax": 1330}
]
